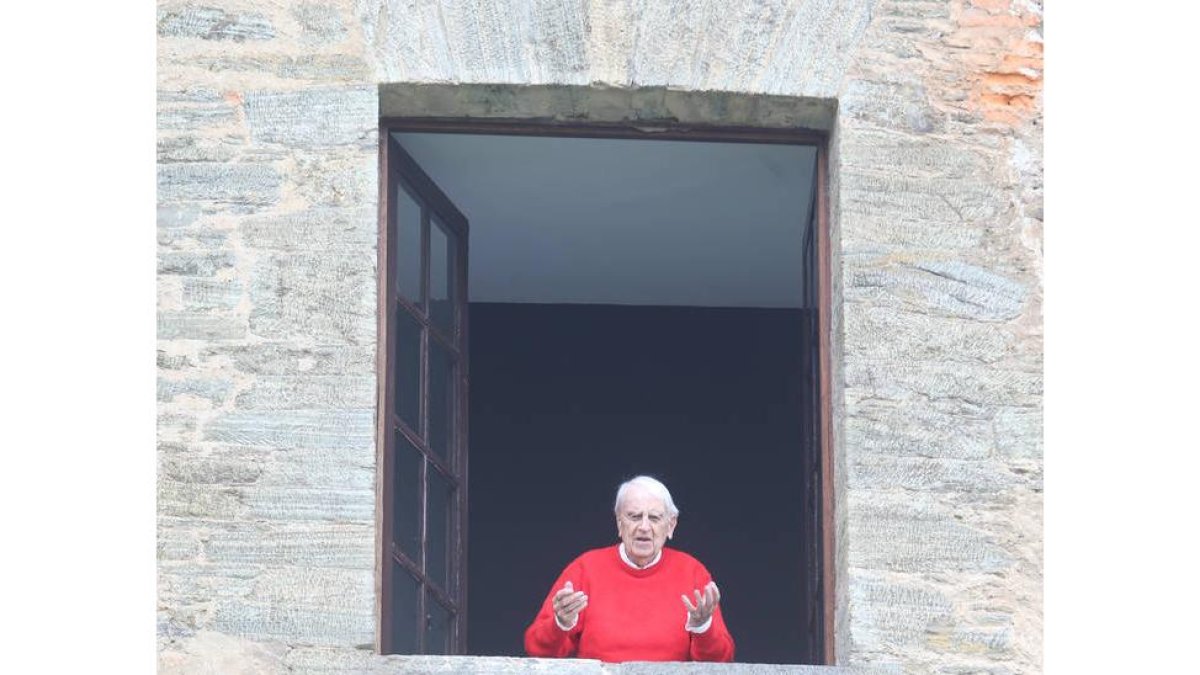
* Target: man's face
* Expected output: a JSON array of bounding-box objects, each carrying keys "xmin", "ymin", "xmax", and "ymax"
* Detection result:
[{"xmin": 615, "ymin": 486, "xmax": 677, "ymax": 567}]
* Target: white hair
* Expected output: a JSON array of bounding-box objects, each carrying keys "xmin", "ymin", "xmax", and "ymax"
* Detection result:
[{"xmin": 614, "ymin": 475, "xmax": 680, "ymax": 518}]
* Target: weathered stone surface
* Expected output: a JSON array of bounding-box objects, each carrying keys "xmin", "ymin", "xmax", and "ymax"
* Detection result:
[
  {"xmin": 158, "ymin": 311, "xmax": 247, "ymax": 341},
  {"xmin": 157, "ymin": 104, "xmax": 237, "ymax": 131},
  {"xmin": 209, "ymin": 599, "xmax": 373, "ymax": 645},
  {"xmin": 248, "ymin": 253, "xmax": 376, "ymax": 342},
  {"xmin": 159, "ymin": 480, "xmax": 247, "ymax": 520},
  {"xmin": 845, "ymin": 260, "xmax": 1029, "ymax": 322},
  {"xmin": 289, "ymin": 153, "xmax": 377, "ymax": 207},
  {"xmin": 235, "ymin": 375, "xmax": 374, "ymax": 410},
  {"xmin": 992, "ymin": 407, "xmax": 1042, "ymax": 461},
  {"xmin": 205, "ymin": 344, "xmax": 375, "ymax": 376},
  {"xmin": 844, "ymin": 361, "xmax": 1040, "ymax": 408},
  {"xmin": 157, "ymin": 6, "xmax": 276, "ymax": 42},
  {"xmin": 244, "ymin": 87, "xmax": 376, "ymax": 148},
  {"xmin": 181, "ymin": 277, "xmax": 242, "ymax": 311},
  {"xmin": 842, "ymin": 79, "xmax": 941, "ymax": 134},
  {"xmin": 242, "ymin": 485, "xmax": 375, "ymax": 522},
  {"xmin": 278, "ymin": 54, "xmax": 370, "ymax": 81},
  {"xmin": 292, "ymin": 3, "xmax": 348, "ymax": 44},
  {"xmin": 158, "ymin": 163, "xmax": 282, "ymax": 206},
  {"xmin": 157, "ymin": 376, "xmax": 234, "ymax": 405},
  {"xmin": 203, "ymin": 409, "xmax": 373, "ymax": 450},
  {"xmin": 240, "ymin": 207, "xmax": 377, "ymax": 252},
  {"xmin": 157, "ymin": 526, "xmax": 202, "ymax": 561},
  {"xmin": 158, "ymin": 251, "xmax": 235, "ymax": 277},
  {"xmin": 843, "ymin": 399, "xmax": 993, "ymax": 461},
  {"xmin": 158, "ymin": 135, "xmax": 241, "ymax": 163},
  {"xmin": 159, "ymin": 631, "xmax": 288, "ymax": 675},
  {"xmin": 202, "ymin": 522, "xmax": 374, "ymax": 569},
  {"xmin": 843, "ymin": 306, "xmax": 1018, "ymax": 365},
  {"xmin": 847, "ymin": 494, "xmax": 1013, "ymax": 574},
  {"xmin": 160, "ymin": 452, "xmax": 264, "ymax": 485},
  {"xmin": 254, "ymin": 446, "xmax": 374, "ymax": 490},
  {"xmin": 848, "ymin": 456, "xmax": 1016, "ymax": 492},
  {"xmin": 847, "ymin": 571, "xmax": 953, "ymax": 653}
]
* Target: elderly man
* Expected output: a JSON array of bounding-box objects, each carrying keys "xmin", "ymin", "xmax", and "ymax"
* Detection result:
[{"xmin": 524, "ymin": 475, "xmax": 735, "ymax": 662}]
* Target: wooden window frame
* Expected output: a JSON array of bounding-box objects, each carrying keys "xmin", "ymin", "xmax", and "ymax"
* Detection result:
[{"xmin": 376, "ymin": 118, "xmax": 837, "ymax": 664}]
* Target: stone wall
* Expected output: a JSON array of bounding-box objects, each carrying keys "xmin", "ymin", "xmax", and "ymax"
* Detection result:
[{"xmin": 157, "ymin": 1, "xmax": 1042, "ymax": 673}]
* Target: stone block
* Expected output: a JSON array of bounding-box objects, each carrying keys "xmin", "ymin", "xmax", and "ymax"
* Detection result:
[
  {"xmin": 157, "ymin": 104, "xmax": 237, "ymax": 131},
  {"xmin": 848, "ymin": 456, "xmax": 1015, "ymax": 492},
  {"xmin": 248, "ymin": 567, "xmax": 374, "ymax": 615},
  {"xmin": 157, "ymin": 204, "xmax": 201, "ymax": 229},
  {"xmin": 157, "ymin": 6, "xmax": 276, "ymax": 42},
  {"xmin": 158, "ymin": 311, "xmax": 247, "ymax": 341},
  {"xmin": 206, "ymin": 344, "xmax": 375, "ymax": 376},
  {"xmin": 847, "ymin": 494, "xmax": 1014, "ymax": 574},
  {"xmin": 992, "ymin": 407, "xmax": 1042, "ymax": 460},
  {"xmin": 157, "ymin": 376, "xmax": 234, "ymax": 405},
  {"xmin": 843, "ymin": 401, "xmax": 993, "ymax": 460},
  {"xmin": 847, "ymin": 571, "xmax": 953, "ymax": 652},
  {"xmin": 277, "ymin": 54, "xmax": 369, "ymax": 81},
  {"xmin": 234, "ymin": 375, "xmax": 375, "ymax": 410},
  {"xmin": 844, "ymin": 260, "xmax": 1028, "ymax": 322},
  {"xmin": 158, "ymin": 480, "xmax": 247, "ymax": 520},
  {"xmin": 290, "ymin": 153, "xmax": 377, "ymax": 207},
  {"xmin": 248, "ymin": 253, "xmax": 375, "ymax": 343},
  {"xmin": 844, "ymin": 360, "xmax": 1041, "ymax": 408},
  {"xmin": 157, "ymin": 526, "xmax": 202, "ymax": 562},
  {"xmin": 241, "ymin": 485, "xmax": 374, "ymax": 523},
  {"xmin": 244, "ymin": 86, "xmax": 376, "ymax": 148},
  {"xmin": 203, "ymin": 409, "xmax": 373, "ymax": 450},
  {"xmin": 158, "ymin": 135, "xmax": 241, "ymax": 163},
  {"xmin": 181, "ymin": 278, "xmax": 242, "ymax": 311},
  {"xmin": 842, "ymin": 79, "xmax": 940, "ymax": 134},
  {"xmin": 203, "ymin": 522, "xmax": 374, "ymax": 569},
  {"xmin": 209, "ymin": 598, "xmax": 373, "ymax": 646},
  {"xmin": 160, "ymin": 452, "xmax": 264, "ymax": 485},
  {"xmin": 158, "ymin": 162, "xmax": 282, "ymax": 206},
  {"xmin": 843, "ymin": 305, "xmax": 1017, "ymax": 365},
  {"xmin": 158, "ymin": 631, "xmax": 289, "ymax": 675},
  {"xmin": 159, "ymin": 561, "xmax": 262, "ymax": 602},
  {"xmin": 239, "ymin": 207, "xmax": 377, "ymax": 252},
  {"xmin": 252, "ymin": 446, "xmax": 374, "ymax": 491},
  {"xmin": 158, "ymin": 251, "xmax": 235, "ymax": 277},
  {"xmin": 292, "ymin": 3, "xmax": 348, "ymax": 45}
]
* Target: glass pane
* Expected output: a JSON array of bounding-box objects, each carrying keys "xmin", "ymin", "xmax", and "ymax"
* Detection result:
[
  {"xmin": 394, "ymin": 185, "xmax": 423, "ymax": 304},
  {"xmin": 428, "ymin": 339, "xmax": 454, "ymax": 460},
  {"xmin": 391, "ymin": 431, "xmax": 423, "ymax": 562},
  {"xmin": 388, "ymin": 563, "xmax": 420, "ymax": 654},
  {"xmin": 424, "ymin": 591, "xmax": 454, "ymax": 654},
  {"xmin": 426, "ymin": 465, "xmax": 455, "ymax": 592},
  {"xmin": 394, "ymin": 310, "xmax": 421, "ymax": 433},
  {"xmin": 429, "ymin": 218, "xmax": 456, "ymax": 335}
]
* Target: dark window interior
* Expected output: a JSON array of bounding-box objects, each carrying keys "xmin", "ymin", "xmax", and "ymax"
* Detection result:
[{"xmin": 467, "ymin": 302, "xmax": 822, "ymax": 664}]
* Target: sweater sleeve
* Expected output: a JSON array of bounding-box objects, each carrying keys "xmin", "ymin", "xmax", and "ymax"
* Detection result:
[
  {"xmin": 688, "ymin": 566, "xmax": 735, "ymax": 662},
  {"xmin": 524, "ymin": 560, "xmax": 586, "ymax": 658}
]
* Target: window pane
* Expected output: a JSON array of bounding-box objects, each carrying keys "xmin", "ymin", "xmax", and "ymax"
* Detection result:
[
  {"xmin": 429, "ymin": 218, "xmax": 456, "ymax": 335},
  {"xmin": 426, "ymin": 464, "xmax": 454, "ymax": 592},
  {"xmin": 424, "ymin": 590, "xmax": 454, "ymax": 654},
  {"xmin": 388, "ymin": 563, "xmax": 420, "ymax": 654},
  {"xmin": 394, "ymin": 310, "xmax": 421, "ymax": 433},
  {"xmin": 391, "ymin": 431, "xmax": 422, "ymax": 562},
  {"xmin": 428, "ymin": 340, "xmax": 454, "ymax": 460},
  {"xmin": 394, "ymin": 186, "xmax": 422, "ymax": 304}
]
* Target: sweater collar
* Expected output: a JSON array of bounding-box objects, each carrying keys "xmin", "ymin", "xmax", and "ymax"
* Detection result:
[{"xmin": 618, "ymin": 543, "xmax": 663, "ymax": 570}]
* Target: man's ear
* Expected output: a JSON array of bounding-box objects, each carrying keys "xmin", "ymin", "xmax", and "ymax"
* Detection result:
[{"xmin": 667, "ymin": 516, "xmax": 678, "ymax": 540}]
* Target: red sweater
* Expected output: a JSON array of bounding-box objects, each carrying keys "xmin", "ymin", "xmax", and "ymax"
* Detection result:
[{"xmin": 524, "ymin": 545, "xmax": 735, "ymax": 662}]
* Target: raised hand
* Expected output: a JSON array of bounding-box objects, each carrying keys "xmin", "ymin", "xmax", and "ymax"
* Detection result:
[
  {"xmin": 552, "ymin": 581, "xmax": 589, "ymax": 628},
  {"xmin": 681, "ymin": 581, "xmax": 721, "ymax": 629}
]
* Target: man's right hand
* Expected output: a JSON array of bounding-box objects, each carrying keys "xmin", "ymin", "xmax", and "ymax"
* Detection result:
[{"xmin": 552, "ymin": 581, "xmax": 589, "ymax": 629}]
